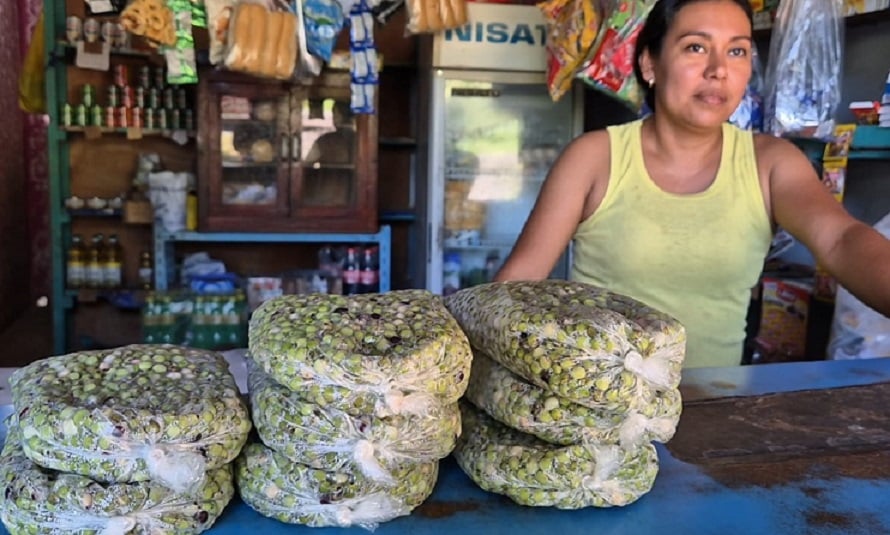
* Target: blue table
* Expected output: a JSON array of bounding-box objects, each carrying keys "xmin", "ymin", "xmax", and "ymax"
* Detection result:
[{"xmin": 3, "ymin": 357, "xmax": 890, "ymax": 535}]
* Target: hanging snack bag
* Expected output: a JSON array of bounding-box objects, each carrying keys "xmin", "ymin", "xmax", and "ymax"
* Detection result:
[
  {"xmin": 538, "ymin": 0, "xmax": 603, "ymax": 102},
  {"xmin": 224, "ymin": 2, "xmax": 299, "ymax": 80},
  {"xmin": 577, "ymin": 0, "xmax": 656, "ymax": 112},
  {"xmin": 405, "ymin": 0, "xmax": 468, "ymax": 34},
  {"xmin": 303, "ymin": 0, "xmax": 348, "ymax": 61},
  {"xmin": 205, "ymin": 0, "xmax": 236, "ymax": 65}
]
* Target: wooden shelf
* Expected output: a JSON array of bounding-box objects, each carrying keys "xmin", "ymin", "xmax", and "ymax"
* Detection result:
[{"xmin": 61, "ymin": 126, "xmax": 196, "ymax": 139}]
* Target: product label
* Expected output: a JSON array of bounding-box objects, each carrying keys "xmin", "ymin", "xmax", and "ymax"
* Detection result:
[{"xmin": 67, "ymin": 264, "xmax": 85, "ymax": 286}]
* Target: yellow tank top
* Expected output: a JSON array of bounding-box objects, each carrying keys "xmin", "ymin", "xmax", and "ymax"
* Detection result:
[{"xmin": 571, "ymin": 120, "xmax": 772, "ymax": 368}]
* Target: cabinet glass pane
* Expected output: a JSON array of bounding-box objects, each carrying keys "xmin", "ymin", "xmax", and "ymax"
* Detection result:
[
  {"xmin": 299, "ymin": 97, "xmax": 356, "ymax": 207},
  {"xmin": 219, "ymin": 95, "xmax": 286, "ymax": 205}
]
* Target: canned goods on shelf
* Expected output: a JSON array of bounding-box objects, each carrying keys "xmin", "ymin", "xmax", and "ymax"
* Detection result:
[
  {"xmin": 105, "ymin": 106, "xmax": 116, "ymax": 128},
  {"xmin": 117, "ymin": 106, "xmax": 130, "ymax": 128},
  {"xmin": 113, "ymin": 65, "xmax": 129, "ymax": 88},
  {"xmin": 62, "ymin": 103, "xmax": 73, "ymax": 127}
]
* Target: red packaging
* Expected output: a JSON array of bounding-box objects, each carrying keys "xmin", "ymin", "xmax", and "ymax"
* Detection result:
[{"xmin": 117, "ymin": 106, "xmax": 130, "ymax": 128}]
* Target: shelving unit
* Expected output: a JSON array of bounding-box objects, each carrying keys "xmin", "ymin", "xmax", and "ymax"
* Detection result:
[
  {"xmin": 153, "ymin": 225, "xmax": 392, "ymax": 292},
  {"xmin": 44, "ymin": 0, "xmax": 200, "ymax": 354},
  {"xmin": 850, "ymin": 125, "xmax": 890, "ymax": 159}
]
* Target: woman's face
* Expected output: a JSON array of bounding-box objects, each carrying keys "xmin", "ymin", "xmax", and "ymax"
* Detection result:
[{"xmin": 642, "ymin": 0, "xmax": 753, "ymax": 129}]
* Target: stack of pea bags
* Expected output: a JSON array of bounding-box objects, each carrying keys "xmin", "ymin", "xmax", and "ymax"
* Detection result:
[
  {"xmin": 239, "ymin": 290, "xmax": 473, "ymax": 529},
  {"xmin": 444, "ymin": 280, "xmax": 686, "ymax": 508},
  {"xmin": 0, "ymin": 344, "xmax": 252, "ymax": 534}
]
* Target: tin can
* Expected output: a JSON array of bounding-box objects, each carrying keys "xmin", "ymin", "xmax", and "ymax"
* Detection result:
[
  {"xmin": 138, "ymin": 66, "xmax": 151, "ymax": 89},
  {"xmin": 135, "ymin": 87, "xmax": 145, "ymax": 109},
  {"xmin": 113, "ymin": 65, "xmax": 128, "ymax": 87},
  {"xmin": 144, "ymin": 108, "xmax": 155, "ymax": 129},
  {"xmin": 75, "ymin": 104, "xmax": 87, "ymax": 127},
  {"xmin": 62, "ymin": 103, "xmax": 73, "ymax": 127},
  {"xmin": 82, "ymin": 84, "xmax": 94, "ymax": 108},
  {"xmin": 154, "ymin": 67, "xmax": 165, "ymax": 89},
  {"xmin": 148, "ymin": 88, "xmax": 160, "ymax": 110},
  {"xmin": 157, "ymin": 109, "xmax": 168, "ymax": 130},
  {"xmin": 105, "ymin": 106, "xmax": 116, "ymax": 128},
  {"xmin": 184, "ymin": 109, "xmax": 194, "ymax": 131},
  {"xmin": 163, "ymin": 88, "xmax": 175, "ymax": 110},
  {"xmin": 91, "ymin": 105, "xmax": 102, "ymax": 127},
  {"xmin": 176, "ymin": 88, "xmax": 188, "ymax": 110},
  {"xmin": 121, "ymin": 86, "xmax": 134, "ymax": 109},
  {"xmin": 171, "ymin": 109, "xmax": 181, "ymax": 129},
  {"xmin": 107, "ymin": 85, "xmax": 119, "ymax": 108},
  {"xmin": 117, "ymin": 107, "xmax": 130, "ymax": 128},
  {"xmin": 132, "ymin": 107, "xmax": 143, "ymax": 128}
]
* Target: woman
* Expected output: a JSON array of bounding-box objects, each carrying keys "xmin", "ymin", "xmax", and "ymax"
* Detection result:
[{"xmin": 495, "ymin": 0, "xmax": 890, "ymax": 368}]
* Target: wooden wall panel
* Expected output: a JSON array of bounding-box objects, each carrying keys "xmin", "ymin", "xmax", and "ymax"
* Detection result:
[{"xmin": 0, "ymin": 0, "xmax": 31, "ymax": 333}]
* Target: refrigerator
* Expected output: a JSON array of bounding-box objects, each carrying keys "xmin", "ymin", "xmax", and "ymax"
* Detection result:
[{"xmin": 422, "ymin": 2, "xmax": 584, "ymax": 294}]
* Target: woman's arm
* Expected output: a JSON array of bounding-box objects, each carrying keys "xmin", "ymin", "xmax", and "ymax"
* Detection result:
[
  {"xmin": 765, "ymin": 137, "xmax": 890, "ymax": 316},
  {"xmin": 495, "ymin": 130, "xmax": 609, "ymax": 281}
]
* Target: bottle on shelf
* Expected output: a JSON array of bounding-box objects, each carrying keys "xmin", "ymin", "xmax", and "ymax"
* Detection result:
[
  {"xmin": 342, "ymin": 247, "xmax": 361, "ymax": 295},
  {"xmin": 66, "ymin": 234, "xmax": 87, "ymax": 288},
  {"xmin": 186, "ymin": 188, "xmax": 198, "ymax": 231},
  {"xmin": 443, "ymin": 252, "xmax": 462, "ymax": 296},
  {"xmin": 103, "ymin": 234, "xmax": 123, "ymax": 289},
  {"xmin": 138, "ymin": 250, "xmax": 153, "ymax": 290},
  {"xmin": 85, "ymin": 233, "xmax": 105, "ymax": 289},
  {"xmin": 359, "ymin": 246, "xmax": 379, "ymax": 294}
]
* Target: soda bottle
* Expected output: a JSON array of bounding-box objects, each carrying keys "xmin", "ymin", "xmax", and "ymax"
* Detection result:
[
  {"xmin": 66, "ymin": 234, "xmax": 87, "ymax": 288},
  {"xmin": 86, "ymin": 234, "xmax": 105, "ymax": 289},
  {"xmin": 342, "ymin": 247, "xmax": 361, "ymax": 295},
  {"xmin": 103, "ymin": 234, "xmax": 123, "ymax": 289},
  {"xmin": 359, "ymin": 246, "xmax": 379, "ymax": 294}
]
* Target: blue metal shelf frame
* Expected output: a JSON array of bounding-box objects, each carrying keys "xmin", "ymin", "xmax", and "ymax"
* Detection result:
[{"xmin": 153, "ymin": 225, "xmax": 392, "ymax": 292}]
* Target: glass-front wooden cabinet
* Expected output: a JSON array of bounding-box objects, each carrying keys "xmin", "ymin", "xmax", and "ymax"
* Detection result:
[{"xmin": 196, "ymin": 70, "xmax": 378, "ymax": 232}]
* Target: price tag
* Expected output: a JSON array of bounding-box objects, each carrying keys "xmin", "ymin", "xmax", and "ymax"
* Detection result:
[
  {"xmin": 86, "ymin": 0, "xmax": 115, "ymax": 13},
  {"xmin": 127, "ymin": 127, "xmax": 144, "ymax": 140}
]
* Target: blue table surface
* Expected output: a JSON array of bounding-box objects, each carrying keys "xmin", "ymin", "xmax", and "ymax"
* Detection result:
[{"xmin": 3, "ymin": 357, "xmax": 890, "ymax": 535}]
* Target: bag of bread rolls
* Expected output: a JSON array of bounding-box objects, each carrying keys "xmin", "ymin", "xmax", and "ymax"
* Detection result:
[
  {"xmin": 224, "ymin": 2, "xmax": 299, "ymax": 80},
  {"xmin": 406, "ymin": 0, "xmax": 468, "ymax": 33}
]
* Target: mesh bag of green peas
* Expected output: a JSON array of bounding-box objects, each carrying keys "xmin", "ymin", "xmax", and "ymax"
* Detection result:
[
  {"xmin": 248, "ymin": 359, "xmax": 460, "ymax": 485},
  {"xmin": 248, "ymin": 290, "xmax": 473, "ymax": 417},
  {"xmin": 444, "ymin": 280, "xmax": 686, "ymax": 413},
  {"xmin": 453, "ymin": 402, "xmax": 659, "ymax": 509},
  {"xmin": 236, "ymin": 441, "xmax": 438, "ymax": 530},
  {"xmin": 9, "ymin": 345, "xmax": 252, "ymax": 493},
  {"xmin": 0, "ymin": 416, "xmax": 234, "ymax": 535},
  {"xmin": 466, "ymin": 351, "xmax": 682, "ymax": 449}
]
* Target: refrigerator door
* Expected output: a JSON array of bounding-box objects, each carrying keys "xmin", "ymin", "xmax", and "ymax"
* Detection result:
[{"xmin": 427, "ymin": 70, "xmax": 580, "ymax": 294}]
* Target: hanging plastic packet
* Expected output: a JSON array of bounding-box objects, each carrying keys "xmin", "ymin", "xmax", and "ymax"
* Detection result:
[
  {"xmin": 729, "ymin": 44, "xmax": 765, "ymax": 131},
  {"xmin": 537, "ymin": 0, "xmax": 603, "ymax": 102},
  {"xmin": 349, "ymin": 0, "xmax": 378, "ymax": 114},
  {"xmin": 290, "ymin": 0, "xmax": 325, "ymax": 82},
  {"xmin": 164, "ymin": 0, "xmax": 198, "ymax": 85},
  {"xmin": 763, "ymin": 0, "xmax": 843, "ymax": 139},
  {"xmin": 205, "ymin": 0, "xmax": 235, "ymax": 65},
  {"xmin": 304, "ymin": 0, "xmax": 348, "ymax": 61},
  {"xmin": 576, "ymin": 0, "xmax": 657, "ymax": 113}
]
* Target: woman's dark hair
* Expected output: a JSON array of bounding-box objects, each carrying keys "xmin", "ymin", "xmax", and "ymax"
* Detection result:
[{"xmin": 633, "ymin": 0, "xmax": 754, "ymax": 111}]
